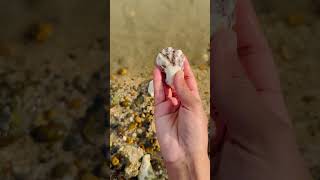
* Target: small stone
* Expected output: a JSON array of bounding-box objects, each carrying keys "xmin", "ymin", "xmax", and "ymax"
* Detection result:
[
  {"xmin": 68, "ymin": 98, "xmax": 82, "ymax": 109},
  {"xmin": 145, "ymin": 147, "xmax": 153, "ymax": 154},
  {"xmin": 287, "ymin": 14, "xmax": 305, "ymax": 26},
  {"xmin": 137, "ymin": 128, "xmax": 143, "ymax": 134},
  {"xmin": 132, "ymin": 133, "xmax": 137, "ymax": 138},
  {"xmin": 111, "ymin": 74, "xmax": 116, "ymax": 80},
  {"xmin": 80, "ymin": 173, "xmax": 99, "ymax": 180},
  {"xmin": 31, "ymin": 122, "xmax": 66, "ymax": 142},
  {"xmin": 111, "ymin": 94, "xmax": 120, "ymax": 107},
  {"xmin": 111, "ymin": 156, "xmax": 120, "ymax": 166},
  {"xmin": 134, "ymin": 94, "xmax": 145, "ymax": 107},
  {"xmin": 135, "ymin": 116, "xmax": 142, "ymax": 124},
  {"xmin": 139, "ymin": 144, "xmax": 145, "ymax": 150},
  {"xmin": 153, "ymin": 141, "xmax": 160, "ymax": 152},
  {"xmin": 38, "ymin": 23, "xmax": 53, "ymax": 40},
  {"xmin": 122, "ymin": 136, "xmax": 127, "ymax": 141},
  {"xmin": 148, "ymin": 80, "xmax": 154, "ymax": 97},
  {"xmin": 120, "ymin": 100, "xmax": 130, "ymax": 107},
  {"xmin": 199, "ymin": 63, "xmax": 207, "ymax": 70},
  {"xmin": 126, "ymin": 137, "xmax": 134, "ymax": 144},
  {"xmin": 128, "ymin": 122, "xmax": 137, "ymax": 131},
  {"xmin": 117, "ymin": 68, "xmax": 128, "ymax": 76},
  {"xmin": 202, "ymin": 53, "xmax": 209, "ymax": 62},
  {"xmin": 118, "ymin": 145, "xmax": 144, "ymax": 178},
  {"xmin": 35, "ymin": 23, "xmax": 53, "ymax": 42},
  {"xmin": 138, "ymin": 154, "xmax": 156, "ymax": 180}
]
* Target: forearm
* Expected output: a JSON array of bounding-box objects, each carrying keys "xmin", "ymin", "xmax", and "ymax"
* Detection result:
[{"xmin": 165, "ymin": 155, "xmax": 210, "ymax": 180}]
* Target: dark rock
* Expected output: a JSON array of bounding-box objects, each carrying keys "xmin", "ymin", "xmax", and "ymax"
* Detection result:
[
  {"xmin": 0, "ymin": 108, "xmax": 11, "ymax": 132},
  {"xmin": 31, "ymin": 123, "xmax": 66, "ymax": 143},
  {"xmin": 51, "ymin": 162, "xmax": 70, "ymax": 178},
  {"xmin": 63, "ymin": 133, "xmax": 83, "ymax": 151}
]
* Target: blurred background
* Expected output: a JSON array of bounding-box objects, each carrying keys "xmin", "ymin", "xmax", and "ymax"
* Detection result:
[
  {"xmin": 253, "ymin": 0, "xmax": 320, "ymax": 178},
  {"xmin": 0, "ymin": 0, "xmax": 107, "ymax": 179}
]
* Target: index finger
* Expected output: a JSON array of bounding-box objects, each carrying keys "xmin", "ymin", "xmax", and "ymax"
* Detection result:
[
  {"xmin": 235, "ymin": 0, "xmax": 281, "ymax": 92},
  {"xmin": 153, "ymin": 67, "xmax": 165, "ymax": 105},
  {"xmin": 183, "ymin": 57, "xmax": 199, "ymax": 95}
]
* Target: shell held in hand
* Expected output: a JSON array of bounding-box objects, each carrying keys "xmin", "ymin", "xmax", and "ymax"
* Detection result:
[{"xmin": 155, "ymin": 47, "xmax": 185, "ymax": 87}]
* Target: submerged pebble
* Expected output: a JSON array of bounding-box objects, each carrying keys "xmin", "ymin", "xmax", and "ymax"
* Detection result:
[
  {"xmin": 31, "ymin": 122, "xmax": 66, "ymax": 142},
  {"xmin": 80, "ymin": 172, "xmax": 99, "ymax": 180}
]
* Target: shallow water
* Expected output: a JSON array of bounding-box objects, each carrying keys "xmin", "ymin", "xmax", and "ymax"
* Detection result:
[{"xmin": 110, "ymin": 0, "xmax": 210, "ymax": 75}]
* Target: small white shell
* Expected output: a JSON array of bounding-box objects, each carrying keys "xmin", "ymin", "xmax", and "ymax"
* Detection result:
[
  {"xmin": 156, "ymin": 47, "xmax": 185, "ymax": 87},
  {"xmin": 138, "ymin": 154, "xmax": 156, "ymax": 180},
  {"xmin": 148, "ymin": 80, "xmax": 154, "ymax": 97}
]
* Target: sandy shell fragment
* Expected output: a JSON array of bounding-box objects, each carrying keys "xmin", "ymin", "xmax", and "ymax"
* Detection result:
[
  {"xmin": 118, "ymin": 145, "xmax": 144, "ymax": 178},
  {"xmin": 156, "ymin": 47, "xmax": 185, "ymax": 87},
  {"xmin": 138, "ymin": 154, "xmax": 156, "ymax": 180},
  {"xmin": 211, "ymin": 0, "xmax": 236, "ymax": 35},
  {"xmin": 148, "ymin": 80, "xmax": 154, "ymax": 97}
]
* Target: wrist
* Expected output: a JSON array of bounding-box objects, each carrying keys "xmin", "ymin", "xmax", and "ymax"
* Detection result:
[{"xmin": 165, "ymin": 154, "xmax": 210, "ymax": 180}]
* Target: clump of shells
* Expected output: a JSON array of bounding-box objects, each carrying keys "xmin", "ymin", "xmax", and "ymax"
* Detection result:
[{"xmin": 156, "ymin": 47, "xmax": 185, "ymax": 87}]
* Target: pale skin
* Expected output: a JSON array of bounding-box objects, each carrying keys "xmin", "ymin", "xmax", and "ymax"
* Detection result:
[
  {"xmin": 154, "ymin": 0, "xmax": 312, "ymax": 180},
  {"xmin": 153, "ymin": 59, "xmax": 210, "ymax": 180}
]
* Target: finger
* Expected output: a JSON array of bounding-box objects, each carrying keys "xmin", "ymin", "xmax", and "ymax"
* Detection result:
[
  {"xmin": 153, "ymin": 68, "xmax": 165, "ymax": 105},
  {"xmin": 212, "ymin": 29, "xmax": 259, "ymax": 116},
  {"xmin": 235, "ymin": 0, "xmax": 289, "ymax": 120},
  {"xmin": 155, "ymin": 100, "xmax": 179, "ymax": 118},
  {"xmin": 164, "ymin": 85, "xmax": 173, "ymax": 99},
  {"xmin": 183, "ymin": 57, "xmax": 199, "ymax": 95},
  {"xmin": 235, "ymin": 0, "xmax": 281, "ymax": 92},
  {"xmin": 173, "ymin": 71, "xmax": 200, "ymax": 109},
  {"xmin": 212, "ymin": 29, "xmax": 250, "ymax": 89},
  {"xmin": 212, "ymin": 29, "xmax": 284, "ymax": 147},
  {"xmin": 168, "ymin": 96, "xmax": 179, "ymax": 106}
]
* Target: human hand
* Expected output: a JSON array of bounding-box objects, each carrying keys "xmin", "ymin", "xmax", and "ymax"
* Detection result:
[
  {"xmin": 211, "ymin": 0, "xmax": 311, "ymax": 179},
  {"xmin": 153, "ymin": 58, "xmax": 209, "ymax": 180}
]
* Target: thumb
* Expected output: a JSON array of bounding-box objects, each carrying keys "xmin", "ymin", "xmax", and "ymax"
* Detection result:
[{"xmin": 173, "ymin": 71, "xmax": 199, "ymax": 108}]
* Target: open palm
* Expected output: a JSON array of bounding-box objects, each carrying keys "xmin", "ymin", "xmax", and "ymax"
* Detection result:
[{"xmin": 153, "ymin": 58, "xmax": 208, "ymax": 164}]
